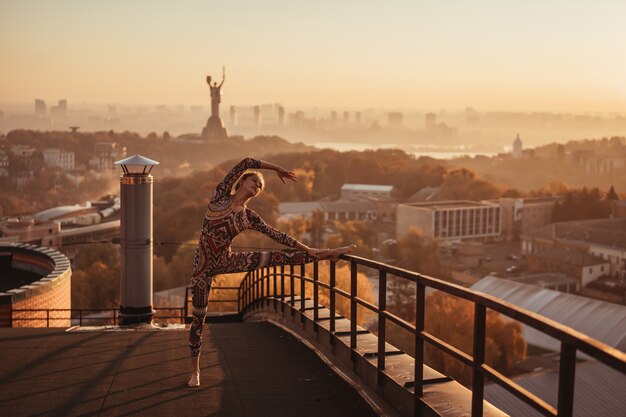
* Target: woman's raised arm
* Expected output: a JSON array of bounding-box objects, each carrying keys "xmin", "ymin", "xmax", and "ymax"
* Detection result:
[{"xmin": 211, "ymin": 157, "xmax": 261, "ymax": 202}]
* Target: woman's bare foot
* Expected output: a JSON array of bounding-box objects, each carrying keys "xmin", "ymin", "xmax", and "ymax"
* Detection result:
[
  {"xmin": 188, "ymin": 372, "xmax": 200, "ymax": 387},
  {"xmin": 188, "ymin": 356, "xmax": 200, "ymax": 387},
  {"xmin": 320, "ymin": 245, "xmax": 356, "ymax": 262}
]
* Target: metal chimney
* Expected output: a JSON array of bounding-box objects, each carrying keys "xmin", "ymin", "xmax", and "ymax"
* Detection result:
[{"xmin": 114, "ymin": 155, "xmax": 159, "ymax": 325}]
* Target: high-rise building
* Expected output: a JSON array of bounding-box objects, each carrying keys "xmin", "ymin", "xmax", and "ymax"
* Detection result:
[
  {"xmin": 35, "ymin": 99, "xmax": 46, "ymax": 116},
  {"xmin": 425, "ymin": 112, "xmax": 436, "ymax": 129},
  {"xmin": 355, "ymin": 111, "xmax": 362, "ymax": 124},
  {"xmin": 229, "ymin": 106, "xmax": 238, "ymax": 127},
  {"xmin": 277, "ymin": 105, "xmax": 285, "ymax": 126},
  {"xmin": 388, "ymin": 112, "xmax": 403, "ymax": 128},
  {"xmin": 253, "ymin": 106, "xmax": 261, "ymax": 127},
  {"xmin": 512, "ymin": 134, "xmax": 523, "ymax": 158}
]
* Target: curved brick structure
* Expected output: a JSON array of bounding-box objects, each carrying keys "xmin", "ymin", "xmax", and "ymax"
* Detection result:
[{"xmin": 0, "ymin": 243, "xmax": 71, "ymax": 327}]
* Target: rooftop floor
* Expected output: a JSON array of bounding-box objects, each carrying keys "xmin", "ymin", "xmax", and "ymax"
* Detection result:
[{"xmin": 0, "ymin": 322, "xmax": 379, "ymax": 417}]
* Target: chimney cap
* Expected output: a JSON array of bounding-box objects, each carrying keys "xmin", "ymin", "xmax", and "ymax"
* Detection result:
[{"xmin": 115, "ymin": 154, "xmax": 159, "ymax": 175}]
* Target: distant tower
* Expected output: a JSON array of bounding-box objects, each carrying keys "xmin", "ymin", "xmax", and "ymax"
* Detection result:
[
  {"xmin": 331, "ymin": 111, "xmax": 337, "ymax": 124},
  {"xmin": 343, "ymin": 111, "xmax": 349, "ymax": 124},
  {"xmin": 425, "ymin": 112, "xmax": 436, "ymax": 129},
  {"xmin": 277, "ymin": 105, "xmax": 285, "ymax": 126},
  {"xmin": 512, "ymin": 134, "xmax": 523, "ymax": 158},
  {"xmin": 35, "ymin": 99, "xmax": 46, "ymax": 116},
  {"xmin": 355, "ymin": 111, "xmax": 361, "ymax": 124},
  {"xmin": 254, "ymin": 106, "xmax": 261, "ymax": 128},
  {"xmin": 229, "ymin": 105, "xmax": 238, "ymax": 127},
  {"xmin": 388, "ymin": 112, "xmax": 403, "ymax": 128}
]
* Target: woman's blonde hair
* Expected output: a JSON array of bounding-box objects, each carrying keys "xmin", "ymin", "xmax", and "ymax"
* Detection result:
[{"xmin": 234, "ymin": 170, "xmax": 265, "ymax": 192}]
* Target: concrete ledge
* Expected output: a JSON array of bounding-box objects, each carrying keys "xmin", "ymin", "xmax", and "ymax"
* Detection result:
[{"xmin": 244, "ymin": 296, "xmax": 508, "ymax": 417}]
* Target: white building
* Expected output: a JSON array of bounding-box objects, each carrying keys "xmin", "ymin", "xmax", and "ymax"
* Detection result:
[
  {"xmin": 396, "ymin": 200, "xmax": 501, "ymax": 241},
  {"xmin": 90, "ymin": 142, "xmax": 127, "ymax": 172},
  {"xmin": 43, "ymin": 148, "xmax": 75, "ymax": 171},
  {"xmin": 10, "ymin": 144, "xmax": 36, "ymax": 157},
  {"xmin": 340, "ymin": 184, "xmax": 394, "ymax": 201}
]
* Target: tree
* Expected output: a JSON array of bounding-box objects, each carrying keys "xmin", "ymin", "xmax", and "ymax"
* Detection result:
[
  {"xmin": 607, "ymin": 185, "xmax": 619, "ymax": 201},
  {"xmin": 385, "ymin": 291, "xmax": 527, "ymax": 386},
  {"xmin": 552, "ymin": 187, "xmax": 611, "ymax": 222}
]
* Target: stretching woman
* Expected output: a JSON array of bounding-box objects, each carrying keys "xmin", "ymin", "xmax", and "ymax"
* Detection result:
[{"xmin": 188, "ymin": 157, "xmax": 355, "ymax": 387}]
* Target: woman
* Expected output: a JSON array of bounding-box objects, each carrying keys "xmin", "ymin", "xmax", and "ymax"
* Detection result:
[{"xmin": 188, "ymin": 157, "xmax": 355, "ymax": 387}]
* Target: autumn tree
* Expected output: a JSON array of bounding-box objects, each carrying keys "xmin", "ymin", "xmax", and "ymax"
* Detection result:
[
  {"xmin": 386, "ymin": 291, "xmax": 527, "ymax": 386},
  {"xmin": 552, "ymin": 187, "xmax": 611, "ymax": 222}
]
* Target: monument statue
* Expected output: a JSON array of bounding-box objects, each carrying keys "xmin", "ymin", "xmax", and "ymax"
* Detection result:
[{"xmin": 202, "ymin": 66, "xmax": 228, "ymax": 139}]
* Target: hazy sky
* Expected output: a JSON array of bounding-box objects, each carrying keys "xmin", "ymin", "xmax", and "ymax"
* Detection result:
[{"xmin": 1, "ymin": 0, "xmax": 625, "ymax": 112}]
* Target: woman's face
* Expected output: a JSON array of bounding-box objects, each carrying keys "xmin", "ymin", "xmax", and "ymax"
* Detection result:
[{"xmin": 240, "ymin": 174, "xmax": 264, "ymax": 196}]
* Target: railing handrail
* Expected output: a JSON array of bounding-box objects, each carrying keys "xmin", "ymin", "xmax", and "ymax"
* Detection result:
[{"xmin": 235, "ymin": 253, "xmax": 626, "ymax": 417}]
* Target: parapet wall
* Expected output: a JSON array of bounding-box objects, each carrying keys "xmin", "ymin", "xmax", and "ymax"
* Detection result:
[{"xmin": 0, "ymin": 243, "xmax": 72, "ymax": 327}]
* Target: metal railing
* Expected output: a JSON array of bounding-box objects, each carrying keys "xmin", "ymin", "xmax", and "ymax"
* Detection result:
[
  {"xmin": 8, "ymin": 307, "xmax": 186, "ymax": 326},
  {"xmin": 236, "ymin": 254, "xmax": 626, "ymax": 417}
]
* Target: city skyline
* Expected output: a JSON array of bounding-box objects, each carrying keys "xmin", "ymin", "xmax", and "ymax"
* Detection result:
[{"xmin": 1, "ymin": 1, "xmax": 626, "ymax": 112}]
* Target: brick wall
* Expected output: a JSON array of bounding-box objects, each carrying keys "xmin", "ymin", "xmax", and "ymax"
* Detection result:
[{"xmin": 11, "ymin": 270, "xmax": 72, "ymax": 327}]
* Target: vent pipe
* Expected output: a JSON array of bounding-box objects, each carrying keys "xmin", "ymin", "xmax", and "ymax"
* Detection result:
[{"xmin": 114, "ymin": 155, "xmax": 159, "ymax": 325}]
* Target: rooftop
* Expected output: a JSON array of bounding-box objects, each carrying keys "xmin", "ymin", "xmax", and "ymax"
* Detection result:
[
  {"xmin": 401, "ymin": 200, "xmax": 499, "ymax": 210},
  {"xmin": 0, "ymin": 323, "xmax": 379, "ymax": 417},
  {"xmin": 528, "ymin": 248, "xmax": 608, "ymax": 266},
  {"xmin": 341, "ymin": 184, "xmax": 393, "ymax": 192},
  {"xmin": 523, "ymin": 218, "xmax": 626, "ymax": 249}
]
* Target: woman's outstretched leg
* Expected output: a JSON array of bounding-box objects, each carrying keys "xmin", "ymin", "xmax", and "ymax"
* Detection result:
[{"xmin": 188, "ymin": 273, "xmax": 214, "ymax": 387}]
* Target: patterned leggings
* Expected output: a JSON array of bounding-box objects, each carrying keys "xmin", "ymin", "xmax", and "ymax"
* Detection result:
[{"xmin": 189, "ymin": 249, "xmax": 315, "ymax": 357}]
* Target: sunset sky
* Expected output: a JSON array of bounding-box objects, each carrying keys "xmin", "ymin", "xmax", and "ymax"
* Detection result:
[{"xmin": 1, "ymin": 0, "xmax": 625, "ymax": 112}]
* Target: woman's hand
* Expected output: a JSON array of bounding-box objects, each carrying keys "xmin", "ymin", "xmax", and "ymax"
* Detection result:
[{"xmin": 276, "ymin": 167, "xmax": 298, "ymax": 184}]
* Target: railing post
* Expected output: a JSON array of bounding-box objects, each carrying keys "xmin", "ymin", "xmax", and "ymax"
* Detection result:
[
  {"xmin": 290, "ymin": 264, "xmax": 295, "ymax": 316},
  {"xmin": 415, "ymin": 279, "xmax": 425, "ymax": 398},
  {"xmin": 378, "ymin": 270, "xmax": 387, "ymax": 385},
  {"xmin": 273, "ymin": 265, "xmax": 278, "ymax": 310},
  {"xmin": 47, "ymin": 310, "xmax": 50, "ymax": 328},
  {"xmin": 266, "ymin": 266, "xmax": 271, "ymax": 307},
  {"xmin": 313, "ymin": 261, "xmax": 319, "ymax": 325},
  {"xmin": 557, "ymin": 343, "xmax": 577, "ymax": 417},
  {"xmin": 280, "ymin": 264, "xmax": 285, "ymax": 312},
  {"xmin": 300, "ymin": 263, "xmax": 306, "ymax": 323},
  {"xmin": 471, "ymin": 304, "xmax": 487, "ymax": 417},
  {"xmin": 237, "ymin": 287, "xmax": 241, "ymax": 314},
  {"xmin": 261, "ymin": 267, "xmax": 265, "ymax": 304},
  {"xmin": 330, "ymin": 261, "xmax": 336, "ymax": 341},
  {"xmin": 350, "ymin": 261, "xmax": 358, "ymax": 354},
  {"xmin": 79, "ymin": 309, "xmax": 83, "ymax": 326}
]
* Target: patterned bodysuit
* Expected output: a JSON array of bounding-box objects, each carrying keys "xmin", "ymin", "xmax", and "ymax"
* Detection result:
[{"xmin": 189, "ymin": 158, "xmax": 315, "ymax": 357}]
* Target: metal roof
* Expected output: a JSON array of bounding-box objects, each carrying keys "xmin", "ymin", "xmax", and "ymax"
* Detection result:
[
  {"xmin": 471, "ymin": 276, "xmax": 626, "ymax": 353},
  {"xmin": 484, "ymin": 361, "xmax": 626, "ymax": 417}
]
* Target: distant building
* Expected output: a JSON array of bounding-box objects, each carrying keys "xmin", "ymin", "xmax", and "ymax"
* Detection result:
[
  {"xmin": 35, "ymin": 99, "xmax": 46, "ymax": 116},
  {"xmin": 50, "ymin": 99, "xmax": 67, "ymax": 117},
  {"xmin": 254, "ymin": 106, "xmax": 261, "ymax": 127},
  {"xmin": 91, "ymin": 142, "xmax": 127, "ymax": 172},
  {"xmin": 277, "ymin": 105, "xmax": 285, "ymax": 126},
  {"xmin": 527, "ymin": 248, "xmax": 609, "ymax": 286},
  {"xmin": 424, "ymin": 112, "xmax": 436, "ymax": 129},
  {"xmin": 521, "ymin": 218, "xmax": 626, "ymax": 280},
  {"xmin": 0, "ymin": 199, "xmax": 120, "ymax": 248},
  {"xmin": 229, "ymin": 106, "xmax": 237, "ymax": 127},
  {"xmin": 509, "ymin": 272, "xmax": 579, "ymax": 293},
  {"xmin": 43, "ymin": 148, "xmax": 75, "ymax": 171},
  {"xmin": 0, "ymin": 150, "xmax": 8, "ymax": 173},
  {"xmin": 512, "ymin": 134, "xmax": 523, "ymax": 158},
  {"xmin": 10, "ymin": 144, "xmax": 36, "ymax": 158},
  {"xmin": 498, "ymin": 197, "xmax": 559, "ymax": 240},
  {"xmin": 396, "ymin": 201, "xmax": 501, "ymax": 241},
  {"xmin": 388, "ymin": 112, "xmax": 403, "ymax": 128},
  {"xmin": 354, "ymin": 111, "xmax": 361, "ymax": 124},
  {"xmin": 340, "ymin": 184, "xmax": 395, "ymax": 201}
]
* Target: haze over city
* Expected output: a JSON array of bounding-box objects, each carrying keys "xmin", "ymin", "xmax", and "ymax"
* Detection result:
[{"xmin": 2, "ymin": 0, "xmax": 626, "ymax": 112}]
